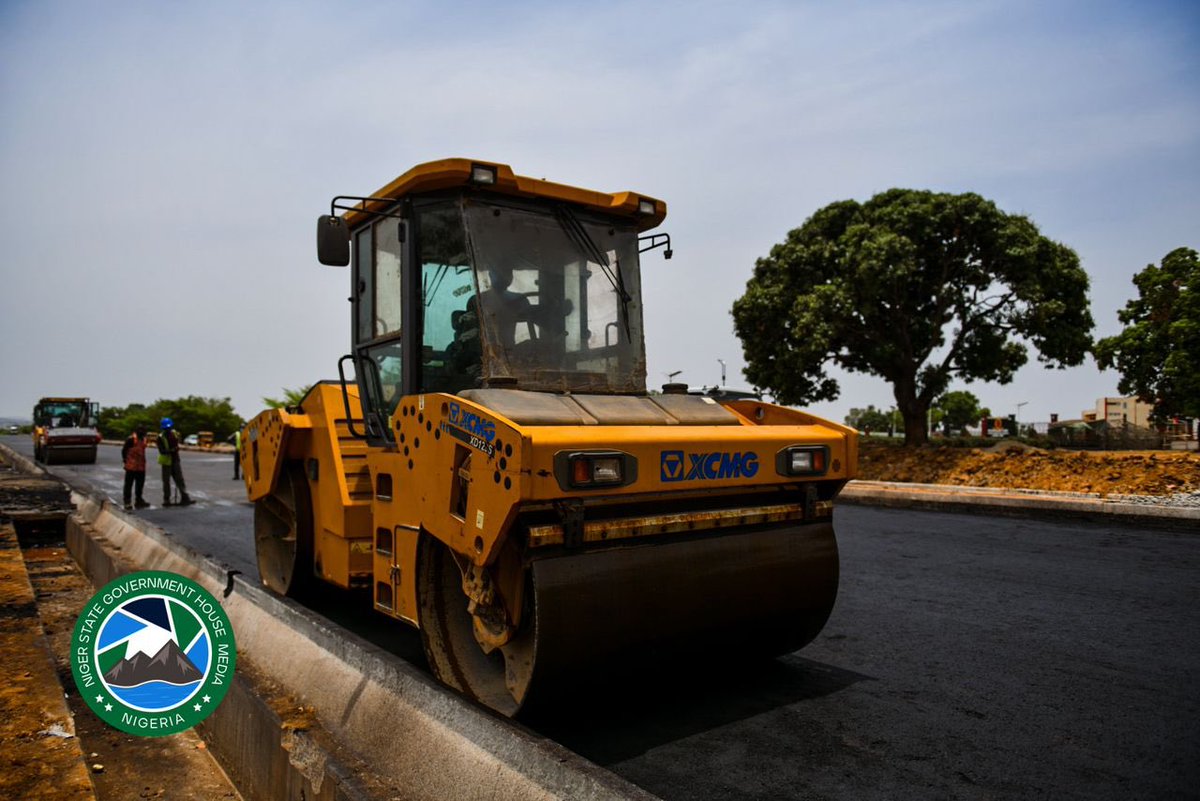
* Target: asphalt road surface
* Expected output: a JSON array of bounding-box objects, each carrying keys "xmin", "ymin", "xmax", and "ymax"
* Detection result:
[{"xmin": 9, "ymin": 436, "xmax": 1198, "ymax": 800}]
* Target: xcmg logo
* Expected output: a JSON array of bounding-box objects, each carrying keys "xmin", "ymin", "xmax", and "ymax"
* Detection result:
[
  {"xmin": 660, "ymin": 450, "xmax": 759, "ymax": 482},
  {"xmin": 447, "ymin": 402, "xmax": 496, "ymax": 442}
]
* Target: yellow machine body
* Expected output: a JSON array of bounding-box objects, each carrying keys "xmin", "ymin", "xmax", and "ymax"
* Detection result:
[
  {"xmin": 246, "ymin": 387, "xmax": 856, "ymax": 612},
  {"xmin": 242, "ymin": 159, "xmax": 858, "ymax": 715}
]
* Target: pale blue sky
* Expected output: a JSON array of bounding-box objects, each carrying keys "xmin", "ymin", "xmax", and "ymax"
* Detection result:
[{"xmin": 2, "ymin": 1, "xmax": 1197, "ymax": 425}]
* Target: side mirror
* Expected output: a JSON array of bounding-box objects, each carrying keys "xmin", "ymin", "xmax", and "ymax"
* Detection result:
[{"xmin": 317, "ymin": 215, "xmax": 350, "ymax": 266}]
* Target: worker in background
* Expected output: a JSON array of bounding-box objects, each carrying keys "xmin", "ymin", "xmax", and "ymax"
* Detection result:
[
  {"xmin": 121, "ymin": 425, "xmax": 150, "ymax": 511},
  {"xmin": 156, "ymin": 418, "xmax": 194, "ymax": 507},
  {"xmin": 227, "ymin": 429, "xmax": 241, "ymax": 480}
]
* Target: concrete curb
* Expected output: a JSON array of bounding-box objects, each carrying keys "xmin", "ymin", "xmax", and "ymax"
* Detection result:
[
  {"xmin": 2, "ymin": 441, "xmax": 49, "ymax": 477},
  {"xmin": 841, "ymin": 479, "xmax": 1199, "ymax": 530},
  {"xmin": 62, "ymin": 504, "xmax": 376, "ymax": 801},
  {"xmin": 0, "ymin": 441, "xmax": 657, "ymax": 801}
]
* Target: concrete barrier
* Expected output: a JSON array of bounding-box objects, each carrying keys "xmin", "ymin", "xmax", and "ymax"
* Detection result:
[{"xmin": 67, "ymin": 497, "xmax": 658, "ymax": 801}]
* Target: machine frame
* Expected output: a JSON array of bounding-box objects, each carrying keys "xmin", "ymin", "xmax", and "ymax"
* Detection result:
[{"xmin": 242, "ymin": 159, "xmax": 857, "ymax": 715}]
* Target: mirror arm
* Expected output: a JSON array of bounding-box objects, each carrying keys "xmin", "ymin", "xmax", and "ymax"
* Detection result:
[
  {"xmin": 329, "ymin": 195, "xmax": 408, "ymax": 219},
  {"xmin": 638, "ymin": 232, "xmax": 673, "ymax": 259}
]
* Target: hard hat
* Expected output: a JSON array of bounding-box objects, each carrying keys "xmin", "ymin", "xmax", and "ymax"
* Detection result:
[{"xmin": 161, "ymin": 417, "xmax": 174, "ymax": 429}]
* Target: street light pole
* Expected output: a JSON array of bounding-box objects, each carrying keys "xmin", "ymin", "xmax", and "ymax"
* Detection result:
[{"xmin": 717, "ymin": 359, "xmax": 726, "ymax": 388}]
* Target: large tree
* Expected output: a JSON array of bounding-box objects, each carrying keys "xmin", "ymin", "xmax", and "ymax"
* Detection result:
[
  {"xmin": 1094, "ymin": 247, "xmax": 1199, "ymax": 421},
  {"xmin": 732, "ymin": 189, "xmax": 1093, "ymax": 444}
]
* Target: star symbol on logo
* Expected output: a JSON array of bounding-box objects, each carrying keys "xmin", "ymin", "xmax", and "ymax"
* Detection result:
[
  {"xmin": 202, "ymin": 695, "xmax": 211, "ymax": 703},
  {"xmin": 104, "ymin": 704, "xmax": 113, "ymax": 712},
  {"xmin": 95, "ymin": 694, "xmax": 104, "ymax": 704},
  {"xmin": 194, "ymin": 703, "xmax": 202, "ymax": 712}
]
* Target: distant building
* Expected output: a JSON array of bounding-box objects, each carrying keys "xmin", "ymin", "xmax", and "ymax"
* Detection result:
[{"xmin": 1081, "ymin": 396, "xmax": 1155, "ymax": 428}]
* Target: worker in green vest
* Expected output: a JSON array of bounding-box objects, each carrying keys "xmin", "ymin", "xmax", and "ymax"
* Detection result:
[
  {"xmin": 228, "ymin": 429, "xmax": 242, "ymax": 480},
  {"xmin": 156, "ymin": 418, "xmax": 194, "ymax": 507}
]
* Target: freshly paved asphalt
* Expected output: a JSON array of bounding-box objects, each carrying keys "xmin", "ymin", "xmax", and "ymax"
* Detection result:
[{"xmin": 8, "ymin": 436, "xmax": 1198, "ymax": 800}]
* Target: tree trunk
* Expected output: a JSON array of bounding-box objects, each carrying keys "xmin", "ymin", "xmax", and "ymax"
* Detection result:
[
  {"xmin": 901, "ymin": 406, "xmax": 929, "ymax": 446},
  {"xmin": 894, "ymin": 376, "xmax": 930, "ymax": 446}
]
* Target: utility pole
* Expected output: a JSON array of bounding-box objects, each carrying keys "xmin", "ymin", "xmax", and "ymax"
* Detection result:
[{"xmin": 717, "ymin": 359, "xmax": 726, "ymax": 388}]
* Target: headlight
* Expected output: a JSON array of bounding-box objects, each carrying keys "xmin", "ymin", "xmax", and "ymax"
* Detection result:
[
  {"xmin": 776, "ymin": 445, "xmax": 828, "ymax": 476},
  {"xmin": 470, "ymin": 164, "xmax": 497, "ymax": 185},
  {"xmin": 554, "ymin": 451, "xmax": 637, "ymax": 490},
  {"xmin": 571, "ymin": 454, "xmax": 622, "ymax": 486}
]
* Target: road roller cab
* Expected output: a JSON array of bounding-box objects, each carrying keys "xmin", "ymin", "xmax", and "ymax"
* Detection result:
[{"xmin": 242, "ymin": 159, "xmax": 857, "ymax": 715}]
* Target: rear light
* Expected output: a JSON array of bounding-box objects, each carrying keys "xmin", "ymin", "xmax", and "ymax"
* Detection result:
[
  {"xmin": 555, "ymin": 451, "xmax": 637, "ymax": 490},
  {"xmin": 776, "ymin": 445, "xmax": 828, "ymax": 476},
  {"xmin": 637, "ymin": 198, "xmax": 657, "ymax": 215}
]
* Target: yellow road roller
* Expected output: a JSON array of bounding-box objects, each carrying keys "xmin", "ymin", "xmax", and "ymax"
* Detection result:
[{"xmin": 241, "ymin": 159, "xmax": 857, "ymax": 715}]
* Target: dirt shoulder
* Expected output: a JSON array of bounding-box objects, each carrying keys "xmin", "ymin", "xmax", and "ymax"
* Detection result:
[
  {"xmin": 857, "ymin": 439, "xmax": 1200, "ymax": 497},
  {"xmin": 0, "ymin": 522, "xmax": 96, "ymax": 800},
  {"xmin": 0, "ymin": 521, "xmax": 242, "ymax": 801}
]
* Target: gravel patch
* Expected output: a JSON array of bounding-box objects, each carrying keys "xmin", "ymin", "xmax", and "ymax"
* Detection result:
[{"xmin": 1108, "ymin": 491, "xmax": 1200, "ymax": 509}]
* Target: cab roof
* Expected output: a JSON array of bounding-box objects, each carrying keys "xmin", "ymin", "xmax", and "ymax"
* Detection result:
[{"xmin": 341, "ymin": 158, "xmax": 667, "ymax": 232}]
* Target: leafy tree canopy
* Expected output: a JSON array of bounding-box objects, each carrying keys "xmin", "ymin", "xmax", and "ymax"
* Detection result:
[
  {"xmin": 99, "ymin": 396, "xmax": 244, "ymax": 441},
  {"xmin": 935, "ymin": 390, "xmax": 990, "ymax": 435},
  {"xmin": 1094, "ymin": 247, "xmax": 1199, "ymax": 421},
  {"xmin": 732, "ymin": 189, "xmax": 1093, "ymax": 444}
]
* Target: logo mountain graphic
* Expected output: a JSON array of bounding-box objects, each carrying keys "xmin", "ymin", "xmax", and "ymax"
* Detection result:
[{"xmin": 103, "ymin": 638, "xmax": 203, "ymax": 687}]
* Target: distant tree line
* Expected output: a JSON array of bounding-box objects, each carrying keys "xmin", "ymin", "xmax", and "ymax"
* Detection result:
[{"xmin": 98, "ymin": 396, "xmax": 244, "ymax": 441}]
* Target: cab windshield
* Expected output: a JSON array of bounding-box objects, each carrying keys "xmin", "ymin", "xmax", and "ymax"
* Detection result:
[
  {"xmin": 34, "ymin": 401, "xmax": 91, "ymax": 428},
  {"xmin": 421, "ymin": 196, "xmax": 648, "ymax": 395}
]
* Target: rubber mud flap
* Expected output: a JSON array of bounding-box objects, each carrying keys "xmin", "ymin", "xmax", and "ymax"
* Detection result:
[{"xmin": 524, "ymin": 521, "xmax": 839, "ymax": 698}]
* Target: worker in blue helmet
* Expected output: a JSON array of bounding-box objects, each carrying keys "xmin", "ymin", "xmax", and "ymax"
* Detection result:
[{"xmin": 155, "ymin": 417, "xmax": 194, "ymax": 507}]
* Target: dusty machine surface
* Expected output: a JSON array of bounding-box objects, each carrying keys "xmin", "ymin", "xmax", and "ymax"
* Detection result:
[
  {"xmin": 241, "ymin": 159, "xmax": 858, "ymax": 716},
  {"xmin": 31, "ymin": 397, "xmax": 101, "ymax": 465}
]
